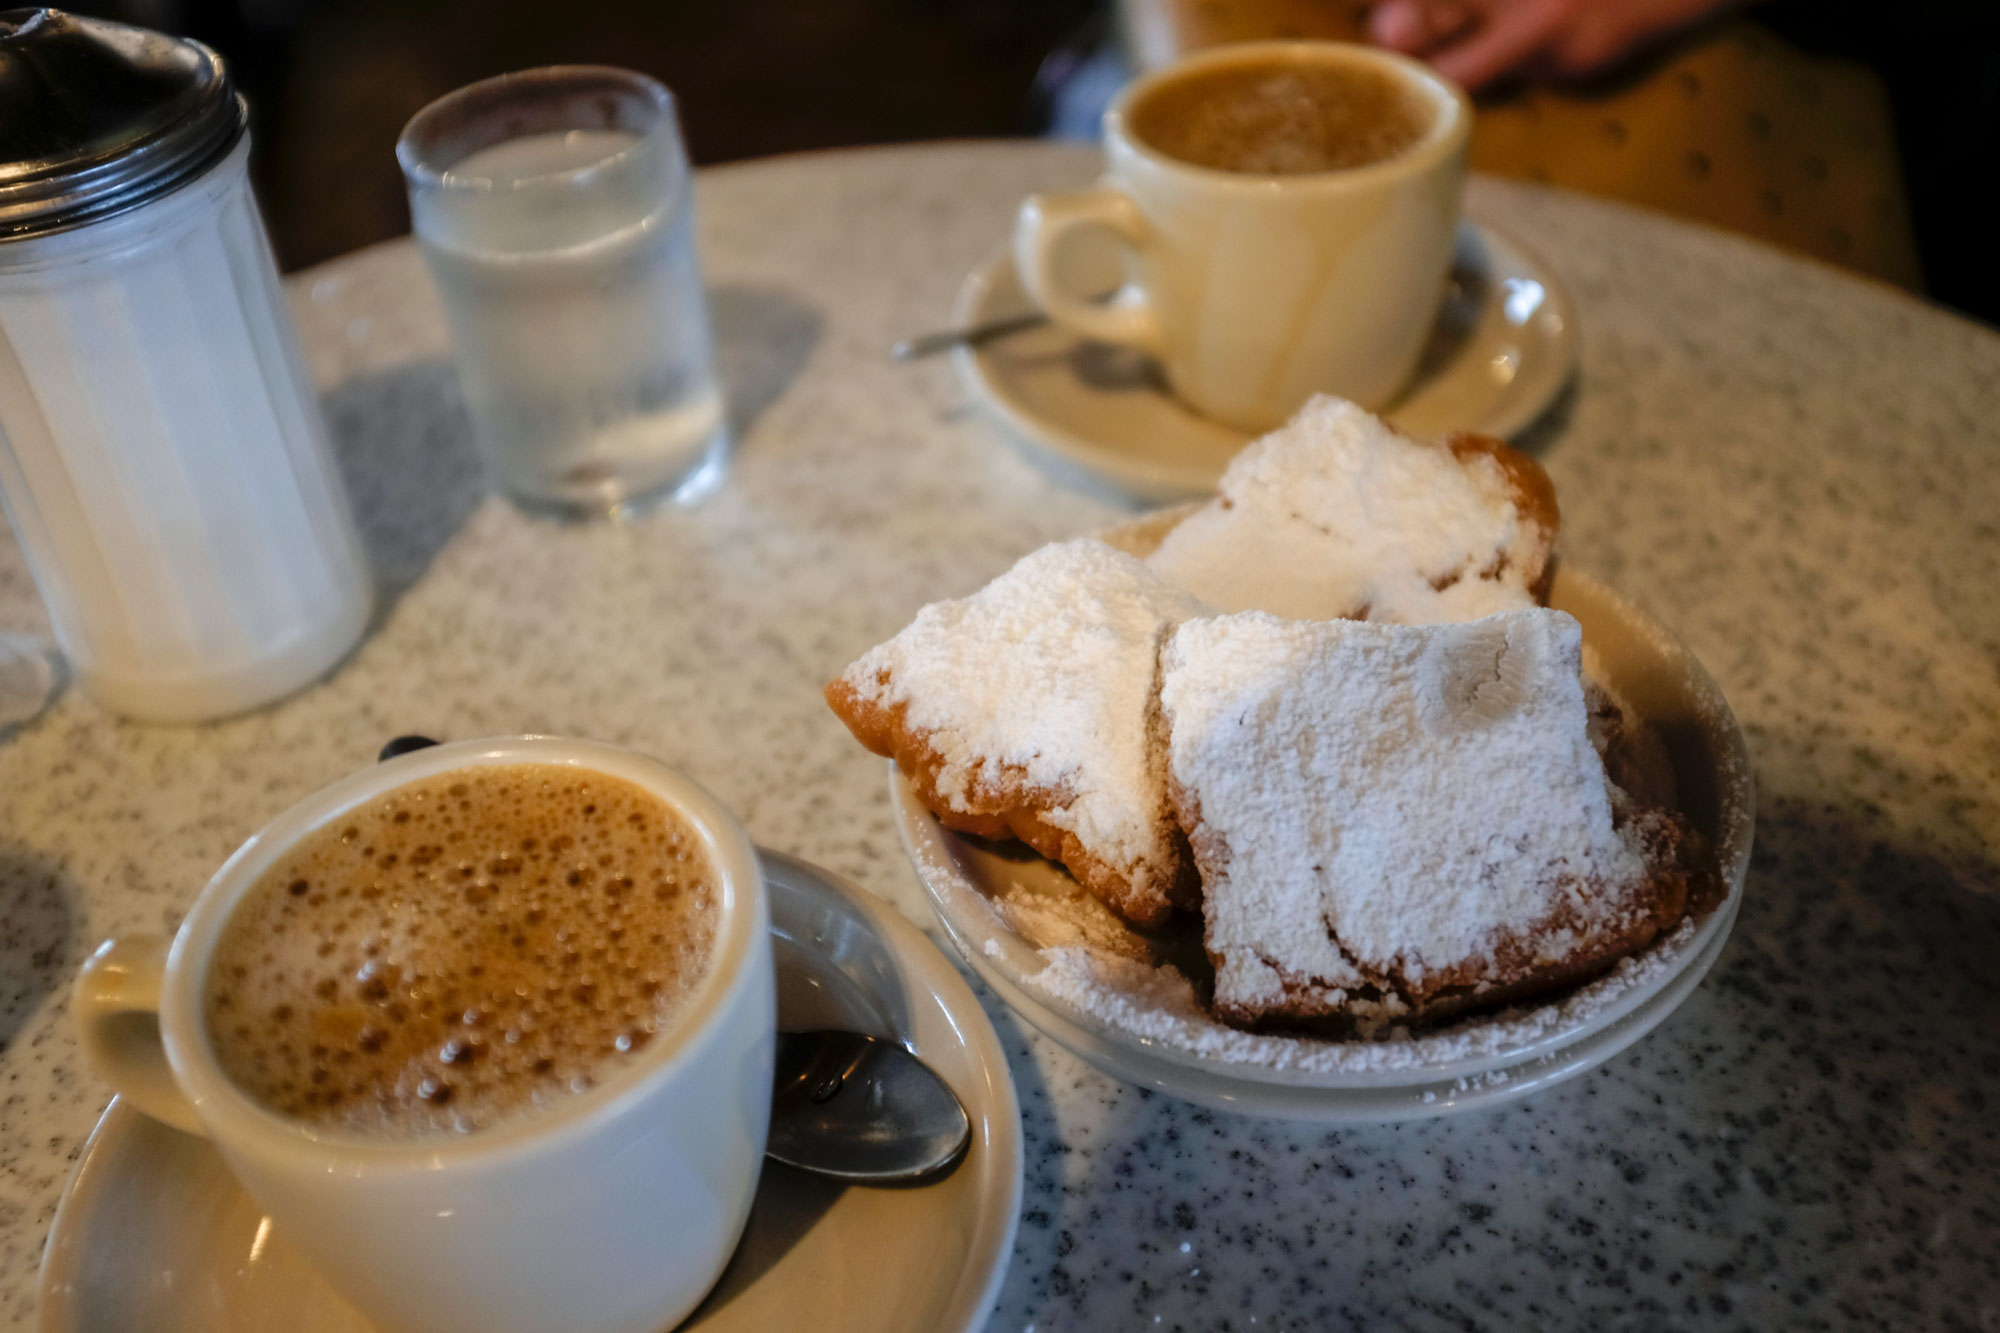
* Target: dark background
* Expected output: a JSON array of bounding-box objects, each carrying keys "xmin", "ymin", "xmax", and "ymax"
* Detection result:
[
  {"xmin": 49, "ymin": 1, "xmax": 2000, "ymax": 322},
  {"xmin": 79, "ymin": 0, "xmax": 1100, "ymax": 272}
]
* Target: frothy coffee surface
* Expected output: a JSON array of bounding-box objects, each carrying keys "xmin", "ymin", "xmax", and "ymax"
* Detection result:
[
  {"xmin": 205, "ymin": 764, "xmax": 719, "ymax": 1138},
  {"xmin": 1128, "ymin": 61, "xmax": 1434, "ymax": 175}
]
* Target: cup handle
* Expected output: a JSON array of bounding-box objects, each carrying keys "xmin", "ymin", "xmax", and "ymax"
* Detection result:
[
  {"xmin": 1012, "ymin": 184, "xmax": 1164, "ymax": 356},
  {"xmin": 73, "ymin": 936, "xmax": 206, "ymax": 1136}
]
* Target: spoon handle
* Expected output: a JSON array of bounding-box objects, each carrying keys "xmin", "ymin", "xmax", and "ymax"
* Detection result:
[{"xmin": 889, "ymin": 311, "xmax": 1048, "ymax": 362}]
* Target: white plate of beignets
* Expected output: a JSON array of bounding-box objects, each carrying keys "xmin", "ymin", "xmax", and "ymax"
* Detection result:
[
  {"xmin": 831, "ymin": 399, "xmax": 1751, "ymax": 1120},
  {"xmin": 887, "ymin": 557, "xmax": 1750, "ymax": 1122}
]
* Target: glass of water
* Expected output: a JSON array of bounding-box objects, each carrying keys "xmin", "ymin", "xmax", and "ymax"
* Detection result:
[{"xmin": 398, "ymin": 68, "xmax": 728, "ymax": 520}]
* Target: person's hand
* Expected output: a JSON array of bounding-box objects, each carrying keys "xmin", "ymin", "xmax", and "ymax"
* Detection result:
[{"xmin": 1367, "ymin": 0, "xmax": 1741, "ymax": 90}]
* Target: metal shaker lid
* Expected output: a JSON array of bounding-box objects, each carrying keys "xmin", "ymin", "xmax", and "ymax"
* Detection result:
[{"xmin": 0, "ymin": 7, "xmax": 245, "ymax": 238}]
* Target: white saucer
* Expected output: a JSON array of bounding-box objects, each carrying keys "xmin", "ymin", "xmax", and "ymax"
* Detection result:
[
  {"xmin": 953, "ymin": 220, "xmax": 1578, "ymax": 502},
  {"xmin": 37, "ymin": 852, "xmax": 1022, "ymax": 1333},
  {"xmin": 892, "ymin": 512, "xmax": 1753, "ymax": 1122}
]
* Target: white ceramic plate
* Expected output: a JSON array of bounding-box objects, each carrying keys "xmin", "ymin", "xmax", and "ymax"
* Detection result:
[
  {"xmin": 38, "ymin": 851, "xmax": 1022, "ymax": 1333},
  {"xmin": 953, "ymin": 220, "xmax": 1578, "ymax": 503},
  {"xmin": 891, "ymin": 512, "xmax": 1753, "ymax": 1122}
]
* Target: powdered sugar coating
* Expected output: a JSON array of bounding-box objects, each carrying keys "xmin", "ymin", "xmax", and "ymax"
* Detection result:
[
  {"xmin": 839, "ymin": 539, "xmax": 1209, "ymax": 895},
  {"xmin": 1162, "ymin": 609, "xmax": 1651, "ymax": 1016},
  {"xmin": 1146, "ymin": 396, "xmax": 1545, "ymax": 623}
]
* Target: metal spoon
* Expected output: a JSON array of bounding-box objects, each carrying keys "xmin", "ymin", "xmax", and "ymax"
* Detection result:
[
  {"xmin": 767, "ymin": 1029, "xmax": 971, "ymax": 1182},
  {"xmin": 889, "ymin": 284, "xmax": 1122, "ymax": 362},
  {"xmin": 889, "ymin": 311, "xmax": 1050, "ymax": 362}
]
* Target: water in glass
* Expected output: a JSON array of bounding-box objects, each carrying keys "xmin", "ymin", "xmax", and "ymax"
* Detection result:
[{"xmin": 406, "ymin": 83, "xmax": 727, "ymax": 520}]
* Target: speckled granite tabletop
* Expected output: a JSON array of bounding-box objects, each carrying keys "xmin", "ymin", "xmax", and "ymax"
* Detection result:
[{"xmin": 2, "ymin": 141, "xmax": 1996, "ymax": 1331}]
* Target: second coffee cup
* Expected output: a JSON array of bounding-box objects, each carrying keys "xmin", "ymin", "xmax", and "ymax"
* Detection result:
[
  {"xmin": 73, "ymin": 736, "xmax": 775, "ymax": 1333},
  {"xmin": 1014, "ymin": 41, "xmax": 1471, "ymax": 433}
]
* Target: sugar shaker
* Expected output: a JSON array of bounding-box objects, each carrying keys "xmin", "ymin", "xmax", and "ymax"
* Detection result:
[{"xmin": 0, "ymin": 8, "xmax": 370, "ymax": 723}]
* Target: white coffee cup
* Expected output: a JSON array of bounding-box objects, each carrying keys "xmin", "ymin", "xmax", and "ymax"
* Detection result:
[
  {"xmin": 1014, "ymin": 41, "xmax": 1471, "ymax": 433},
  {"xmin": 72, "ymin": 736, "xmax": 775, "ymax": 1333}
]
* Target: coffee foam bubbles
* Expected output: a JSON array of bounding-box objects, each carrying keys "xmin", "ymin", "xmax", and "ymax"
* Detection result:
[
  {"xmin": 204, "ymin": 763, "xmax": 719, "ymax": 1138},
  {"xmin": 1128, "ymin": 61, "xmax": 1434, "ymax": 176}
]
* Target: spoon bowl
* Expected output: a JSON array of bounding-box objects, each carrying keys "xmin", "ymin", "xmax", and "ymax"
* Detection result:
[{"xmin": 766, "ymin": 1029, "xmax": 971, "ymax": 1183}]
